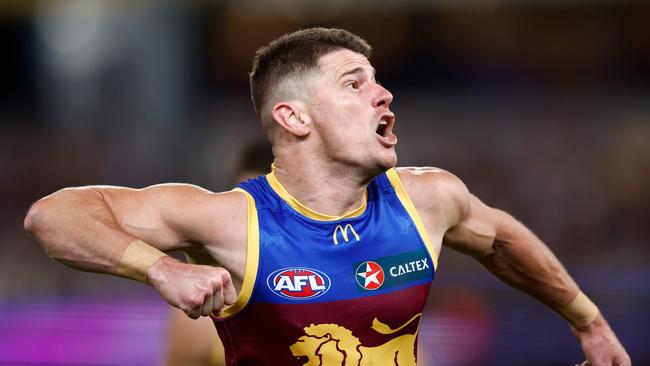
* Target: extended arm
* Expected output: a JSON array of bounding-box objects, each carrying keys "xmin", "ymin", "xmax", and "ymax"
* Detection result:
[
  {"xmin": 24, "ymin": 184, "xmax": 245, "ymax": 317},
  {"xmin": 445, "ymin": 176, "xmax": 630, "ymax": 366},
  {"xmin": 443, "ymin": 194, "xmax": 582, "ymax": 319},
  {"xmin": 400, "ymin": 167, "xmax": 630, "ymax": 366}
]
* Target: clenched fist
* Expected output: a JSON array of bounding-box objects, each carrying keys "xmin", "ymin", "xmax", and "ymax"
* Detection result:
[
  {"xmin": 572, "ymin": 314, "xmax": 631, "ymax": 366},
  {"xmin": 146, "ymin": 256, "xmax": 237, "ymax": 318}
]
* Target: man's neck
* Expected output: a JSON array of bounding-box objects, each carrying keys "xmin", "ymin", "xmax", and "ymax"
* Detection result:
[{"xmin": 271, "ymin": 157, "xmax": 373, "ymax": 217}]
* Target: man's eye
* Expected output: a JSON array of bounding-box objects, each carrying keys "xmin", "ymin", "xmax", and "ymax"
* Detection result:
[{"xmin": 346, "ymin": 81, "xmax": 359, "ymax": 90}]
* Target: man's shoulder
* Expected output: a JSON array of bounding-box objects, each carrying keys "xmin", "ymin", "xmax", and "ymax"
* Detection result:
[
  {"xmin": 203, "ymin": 188, "xmax": 250, "ymax": 219},
  {"xmin": 173, "ymin": 186, "xmax": 248, "ymax": 261},
  {"xmin": 393, "ymin": 166, "xmax": 466, "ymax": 194},
  {"xmin": 392, "ymin": 166, "xmax": 469, "ymax": 220}
]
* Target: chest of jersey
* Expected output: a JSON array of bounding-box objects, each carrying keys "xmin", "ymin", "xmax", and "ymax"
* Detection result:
[{"xmin": 214, "ymin": 171, "xmax": 436, "ymax": 366}]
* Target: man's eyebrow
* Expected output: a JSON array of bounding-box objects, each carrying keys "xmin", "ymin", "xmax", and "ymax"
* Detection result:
[{"xmin": 338, "ymin": 67, "xmax": 376, "ymax": 80}]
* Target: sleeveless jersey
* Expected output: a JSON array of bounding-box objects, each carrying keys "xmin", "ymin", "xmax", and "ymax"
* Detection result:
[{"xmin": 212, "ymin": 168, "xmax": 438, "ymax": 366}]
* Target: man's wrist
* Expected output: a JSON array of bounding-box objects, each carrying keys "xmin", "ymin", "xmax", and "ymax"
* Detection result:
[
  {"xmin": 558, "ymin": 291, "xmax": 600, "ymax": 330},
  {"xmin": 571, "ymin": 312, "xmax": 607, "ymax": 334},
  {"xmin": 146, "ymin": 255, "xmax": 179, "ymax": 288},
  {"xmin": 118, "ymin": 239, "xmax": 168, "ymax": 283}
]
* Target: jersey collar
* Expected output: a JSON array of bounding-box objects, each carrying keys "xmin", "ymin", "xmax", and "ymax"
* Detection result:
[{"xmin": 265, "ymin": 170, "xmax": 367, "ymax": 221}]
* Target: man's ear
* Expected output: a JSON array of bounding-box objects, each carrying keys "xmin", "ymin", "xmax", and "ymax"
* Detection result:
[{"xmin": 272, "ymin": 101, "xmax": 311, "ymax": 137}]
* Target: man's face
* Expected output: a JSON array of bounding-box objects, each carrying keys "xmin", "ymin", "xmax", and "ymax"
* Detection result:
[{"xmin": 305, "ymin": 49, "xmax": 397, "ymax": 173}]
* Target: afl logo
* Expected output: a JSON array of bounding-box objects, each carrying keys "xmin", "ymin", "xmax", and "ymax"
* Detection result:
[
  {"xmin": 355, "ymin": 261, "xmax": 385, "ymax": 290},
  {"xmin": 267, "ymin": 268, "xmax": 331, "ymax": 300}
]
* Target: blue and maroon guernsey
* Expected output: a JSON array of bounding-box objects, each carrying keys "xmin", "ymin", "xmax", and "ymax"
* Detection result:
[{"xmin": 212, "ymin": 168, "xmax": 438, "ymax": 366}]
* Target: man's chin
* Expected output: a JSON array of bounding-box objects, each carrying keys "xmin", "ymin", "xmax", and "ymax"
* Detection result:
[
  {"xmin": 375, "ymin": 152, "xmax": 398, "ymax": 173},
  {"xmin": 351, "ymin": 150, "xmax": 397, "ymax": 178}
]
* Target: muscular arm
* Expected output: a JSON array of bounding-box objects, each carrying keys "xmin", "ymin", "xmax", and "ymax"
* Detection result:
[
  {"xmin": 443, "ymin": 187, "xmax": 579, "ymax": 311},
  {"xmin": 24, "ymin": 184, "xmax": 246, "ymax": 317},
  {"xmin": 399, "ymin": 167, "xmax": 630, "ymax": 365}
]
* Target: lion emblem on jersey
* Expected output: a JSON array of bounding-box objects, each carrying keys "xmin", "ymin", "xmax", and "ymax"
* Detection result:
[{"xmin": 289, "ymin": 313, "xmax": 421, "ymax": 366}]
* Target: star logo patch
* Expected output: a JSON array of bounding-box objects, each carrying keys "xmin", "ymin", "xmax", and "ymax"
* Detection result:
[{"xmin": 355, "ymin": 261, "xmax": 385, "ymax": 290}]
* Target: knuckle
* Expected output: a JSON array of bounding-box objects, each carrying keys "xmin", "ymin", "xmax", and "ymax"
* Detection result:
[
  {"xmin": 196, "ymin": 284, "xmax": 210, "ymax": 294},
  {"xmin": 215, "ymin": 267, "xmax": 230, "ymax": 279},
  {"xmin": 211, "ymin": 279, "xmax": 223, "ymax": 291},
  {"xmin": 187, "ymin": 295, "xmax": 203, "ymax": 308}
]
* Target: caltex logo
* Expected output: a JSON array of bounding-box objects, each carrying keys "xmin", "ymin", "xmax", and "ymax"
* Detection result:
[
  {"xmin": 355, "ymin": 261, "xmax": 385, "ymax": 290},
  {"xmin": 267, "ymin": 268, "xmax": 331, "ymax": 300}
]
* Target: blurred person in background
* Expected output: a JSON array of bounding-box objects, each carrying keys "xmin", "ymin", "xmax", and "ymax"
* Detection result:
[
  {"xmin": 24, "ymin": 28, "xmax": 630, "ymax": 365},
  {"xmin": 166, "ymin": 141, "xmax": 273, "ymax": 366}
]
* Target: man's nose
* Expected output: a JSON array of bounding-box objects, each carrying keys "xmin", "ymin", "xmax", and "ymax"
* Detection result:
[{"xmin": 372, "ymin": 83, "xmax": 393, "ymax": 109}]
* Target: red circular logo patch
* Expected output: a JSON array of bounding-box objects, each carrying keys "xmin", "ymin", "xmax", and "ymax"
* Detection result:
[{"xmin": 355, "ymin": 261, "xmax": 385, "ymax": 290}]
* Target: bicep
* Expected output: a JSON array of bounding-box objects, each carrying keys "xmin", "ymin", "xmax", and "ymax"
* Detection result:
[
  {"xmin": 97, "ymin": 184, "xmax": 239, "ymax": 251},
  {"xmin": 443, "ymin": 193, "xmax": 509, "ymax": 258}
]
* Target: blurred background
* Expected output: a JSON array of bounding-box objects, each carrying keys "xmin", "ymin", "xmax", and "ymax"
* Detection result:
[{"xmin": 1, "ymin": 0, "xmax": 649, "ymax": 365}]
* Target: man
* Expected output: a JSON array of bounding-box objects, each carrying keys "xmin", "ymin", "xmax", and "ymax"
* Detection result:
[{"xmin": 25, "ymin": 28, "xmax": 629, "ymax": 365}]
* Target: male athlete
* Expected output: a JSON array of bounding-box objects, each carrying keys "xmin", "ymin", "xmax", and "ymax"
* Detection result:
[{"xmin": 25, "ymin": 28, "xmax": 630, "ymax": 365}]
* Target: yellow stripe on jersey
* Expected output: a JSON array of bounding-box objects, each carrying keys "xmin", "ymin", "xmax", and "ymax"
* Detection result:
[
  {"xmin": 385, "ymin": 169, "xmax": 439, "ymax": 270},
  {"xmin": 221, "ymin": 188, "xmax": 260, "ymax": 317},
  {"xmin": 266, "ymin": 170, "xmax": 367, "ymax": 221}
]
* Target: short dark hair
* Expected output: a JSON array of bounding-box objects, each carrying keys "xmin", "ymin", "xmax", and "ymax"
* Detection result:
[{"xmin": 249, "ymin": 28, "xmax": 372, "ymax": 121}]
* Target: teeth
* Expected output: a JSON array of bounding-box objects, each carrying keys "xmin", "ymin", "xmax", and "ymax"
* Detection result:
[{"xmin": 379, "ymin": 119, "xmax": 388, "ymax": 125}]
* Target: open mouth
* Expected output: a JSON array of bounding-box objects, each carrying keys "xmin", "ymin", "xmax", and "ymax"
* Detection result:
[
  {"xmin": 376, "ymin": 119, "xmax": 389, "ymax": 136},
  {"xmin": 375, "ymin": 115, "xmax": 397, "ymax": 146}
]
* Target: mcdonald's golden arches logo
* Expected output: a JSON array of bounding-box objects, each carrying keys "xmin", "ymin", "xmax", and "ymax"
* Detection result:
[{"xmin": 333, "ymin": 224, "xmax": 360, "ymax": 245}]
